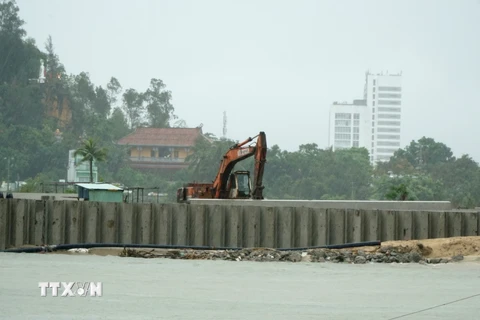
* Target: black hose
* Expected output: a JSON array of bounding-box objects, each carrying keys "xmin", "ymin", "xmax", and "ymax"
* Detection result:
[{"xmin": 0, "ymin": 241, "xmax": 381, "ymax": 254}]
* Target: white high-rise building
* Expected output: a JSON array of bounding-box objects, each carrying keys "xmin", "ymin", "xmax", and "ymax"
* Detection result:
[
  {"xmin": 328, "ymin": 71, "xmax": 403, "ymax": 164},
  {"xmin": 328, "ymin": 99, "xmax": 369, "ymax": 151}
]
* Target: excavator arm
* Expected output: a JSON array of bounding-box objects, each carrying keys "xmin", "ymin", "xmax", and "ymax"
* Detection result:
[
  {"xmin": 252, "ymin": 131, "xmax": 267, "ymax": 199},
  {"xmin": 212, "ymin": 132, "xmax": 267, "ymax": 199}
]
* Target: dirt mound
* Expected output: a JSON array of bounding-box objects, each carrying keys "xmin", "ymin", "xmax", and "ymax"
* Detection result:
[{"xmin": 379, "ymin": 236, "xmax": 480, "ymax": 259}]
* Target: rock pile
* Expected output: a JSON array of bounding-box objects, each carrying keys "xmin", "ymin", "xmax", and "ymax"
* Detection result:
[{"xmin": 119, "ymin": 243, "xmax": 465, "ymax": 264}]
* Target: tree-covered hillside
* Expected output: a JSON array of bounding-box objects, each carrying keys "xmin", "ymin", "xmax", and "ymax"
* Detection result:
[{"xmin": 0, "ymin": 0, "xmax": 179, "ymax": 188}]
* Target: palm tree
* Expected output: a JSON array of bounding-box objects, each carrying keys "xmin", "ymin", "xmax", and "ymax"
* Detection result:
[{"xmin": 74, "ymin": 138, "xmax": 108, "ymax": 183}]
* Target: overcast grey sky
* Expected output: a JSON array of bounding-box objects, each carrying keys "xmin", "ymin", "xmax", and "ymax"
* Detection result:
[{"xmin": 16, "ymin": 0, "xmax": 480, "ymax": 161}]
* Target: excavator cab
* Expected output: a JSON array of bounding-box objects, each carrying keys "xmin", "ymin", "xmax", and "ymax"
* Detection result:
[{"xmin": 227, "ymin": 170, "xmax": 251, "ymax": 199}]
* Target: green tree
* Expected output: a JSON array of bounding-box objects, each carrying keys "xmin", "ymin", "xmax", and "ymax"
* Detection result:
[
  {"xmin": 70, "ymin": 72, "xmax": 96, "ymax": 110},
  {"xmin": 107, "ymin": 107, "xmax": 131, "ymax": 140},
  {"xmin": 261, "ymin": 144, "xmax": 373, "ymax": 200},
  {"xmin": 329, "ymin": 147, "xmax": 373, "ymax": 199},
  {"xmin": 384, "ymin": 184, "xmax": 413, "ymax": 201},
  {"xmin": 0, "ymin": 0, "xmax": 27, "ymax": 84},
  {"xmin": 106, "ymin": 77, "xmax": 122, "ymax": 109},
  {"xmin": 74, "ymin": 138, "xmax": 108, "ymax": 183},
  {"xmin": 68, "ymin": 71, "xmax": 112, "ymax": 138},
  {"xmin": 0, "ymin": 80, "xmax": 45, "ymax": 126},
  {"xmin": 371, "ymin": 173, "xmax": 445, "ymax": 201},
  {"xmin": 0, "ymin": 1, "xmax": 44, "ymax": 126},
  {"xmin": 44, "ymin": 35, "xmax": 65, "ymax": 79},
  {"xmin": 93, "ymin": 86, "xmax": 110, "ymax": 119},
  {"xmin": 262, "ymin": 145, "xmax": 294, "ymax": 198},
  {"xmin": 0, "ymin": 123, "xmax": 70, "ymax": 181},
  {"xmin": 97, "ymin": 142, "xmax": 128, "ymax": 179},
  {"xmin": 184, "ymin": 134, "xmax": 234, "ymax": 182},
  {"xmin": 387, "ymin": 137, "xmax": 454, "ymax": 173},
  {"xmin": 144, "ymin": 78, "xmax": 175, "ymax": 128},
  {"xmin": 431, "ymin": 154, "xmax": 480, "ymax": 208},
  {"xmin": 122, "ymin": 88, "xmax": 144, "ymax": 129},
  {"xmin": 0, "ymin": 0, "xmax": 25, "ymax": 37}
]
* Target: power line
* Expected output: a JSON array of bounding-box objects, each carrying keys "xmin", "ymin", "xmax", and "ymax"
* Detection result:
[{"xmin": 388, "ymin": 293, "xmax": 480, "ymax": 320}]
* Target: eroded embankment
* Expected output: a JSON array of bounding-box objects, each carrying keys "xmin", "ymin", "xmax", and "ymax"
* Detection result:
[{"xmin": 54, "ymin": 236, "xmax": 480, "ymax": 264}]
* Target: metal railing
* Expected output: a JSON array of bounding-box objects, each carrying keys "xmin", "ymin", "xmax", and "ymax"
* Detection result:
[
  {"xmin": 129, "ymin": 157, "xmax": 186, "ymax": 163},
  {"xmin": 123, "ymin": 187, "xmax": 171, "ymax": 203}
]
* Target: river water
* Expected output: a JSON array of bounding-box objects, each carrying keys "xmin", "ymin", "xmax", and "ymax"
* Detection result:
[{"xmin": 0, "ymin": 252, "xmax": 479, "ymax": 319}]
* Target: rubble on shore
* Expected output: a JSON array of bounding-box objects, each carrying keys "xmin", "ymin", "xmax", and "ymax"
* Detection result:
[
  {"xmin": 36, "ymin": 236, "xmax": 478, "ymax": 264},
  {"xmin": 117, "ymin": 242, "xmax": 466, "ymax": 264}
]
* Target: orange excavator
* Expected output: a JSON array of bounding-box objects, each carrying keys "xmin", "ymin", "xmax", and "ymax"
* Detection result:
[{"xmin": 176, "ymin": 131, "xmax": 267, "ymax": 203}]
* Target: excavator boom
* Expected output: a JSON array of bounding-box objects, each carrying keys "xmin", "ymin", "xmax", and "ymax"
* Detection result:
[{"xmin": 252, "ymin": 131, "xmax": 267, "ymax": 199}]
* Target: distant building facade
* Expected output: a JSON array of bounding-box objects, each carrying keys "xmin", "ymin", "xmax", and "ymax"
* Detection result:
[
  {"xmin": 328, "ymin": 71, "xmax": 403, "ymax": 164},
  {"xmin": 117, "ymin": 127, "xmax": 205, "ymax": 170},
  {"xmin": 67, "ymin": 150, "xmax": 99, "ymax": 183},
  {"xmin": 328, "ymin": 99, "xmax": 369, "ymax": 151}
]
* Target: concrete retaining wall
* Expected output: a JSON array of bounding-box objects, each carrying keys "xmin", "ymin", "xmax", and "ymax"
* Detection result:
[
  {"xmin": 0, "ymin": 199, "xmax": 478, "ymax": 250},
  {"xmin": 187, "ymin": 199, "xmax": 454, "ymax": 210}
]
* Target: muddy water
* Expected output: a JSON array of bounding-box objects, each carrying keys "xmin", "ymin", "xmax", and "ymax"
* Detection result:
[{"xmin": 0, "ymin": 252, "xmax": 479, "ymax": 320}]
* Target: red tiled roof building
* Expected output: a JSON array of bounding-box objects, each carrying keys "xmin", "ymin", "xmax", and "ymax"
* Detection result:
[{"xmin": 117, "ymin": 127, "xmax": 204, "ymax": 170}]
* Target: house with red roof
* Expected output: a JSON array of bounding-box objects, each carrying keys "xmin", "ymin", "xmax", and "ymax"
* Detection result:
[{"xmin": 117, "ymin": 127, "xmax": 205, "ymax": 170}]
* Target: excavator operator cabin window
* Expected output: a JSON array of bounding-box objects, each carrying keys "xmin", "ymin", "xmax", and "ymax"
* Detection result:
[{"xmin": 237, "ymin": 174, "xmax": 250, "ymax": 196}]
